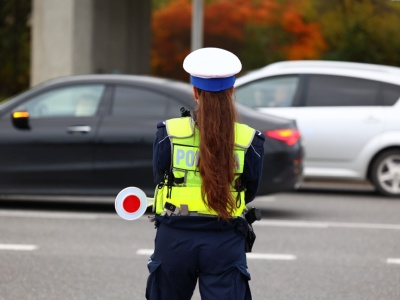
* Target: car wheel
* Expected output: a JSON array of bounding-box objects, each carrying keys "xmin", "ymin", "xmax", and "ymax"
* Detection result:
[{"xmin": 371, "ymin": 150, "xmax": 400, "ymax": 197}]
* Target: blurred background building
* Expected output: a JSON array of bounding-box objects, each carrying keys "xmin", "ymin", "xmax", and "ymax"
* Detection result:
[{"xmin": 31, "ymin": 0, "xmax": 151, "ymax": 86}]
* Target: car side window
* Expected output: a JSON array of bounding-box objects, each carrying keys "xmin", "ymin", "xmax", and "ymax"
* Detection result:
[
  {"xmin": 16, "ymin": 84, "xmax": 105, "ymax": 118},
  {"xmin": 383, "ymin": 83, "xmax": 400, "ymax": 106},
  {"xmin": 235, "ymin": 76, "xmax": 299, "ymax": 109},
  {"xmin": 113, "ymin": 86, "xmax": 174, "ymax": 119},
  {"xmin": 305, "ymin": 75, "xmax": 380, "ymax": 107}
]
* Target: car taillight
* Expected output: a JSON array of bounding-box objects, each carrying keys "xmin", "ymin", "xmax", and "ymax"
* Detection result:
[{"xmin": 266, "ymin": 129, "xmax": 300, "ymax": 146}]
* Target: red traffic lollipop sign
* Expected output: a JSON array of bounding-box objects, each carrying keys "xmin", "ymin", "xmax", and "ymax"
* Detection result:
[{"xmin": 115, "ymin": 187, "xmax": 148, "ymax": 220}]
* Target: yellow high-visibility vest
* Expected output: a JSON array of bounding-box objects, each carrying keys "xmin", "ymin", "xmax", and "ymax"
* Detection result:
[{"xmin": 154, "ymin": 117, "xmax": 256, "ymax": 217}]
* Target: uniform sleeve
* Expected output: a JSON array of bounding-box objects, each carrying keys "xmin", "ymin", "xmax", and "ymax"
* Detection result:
[
  {"xmin": 242, "ymin": 130, "xmax": 265, "ymax": 204},
  {"xmin": 153, "ymin": 122, "xmax": 171, "ymax": 184}
]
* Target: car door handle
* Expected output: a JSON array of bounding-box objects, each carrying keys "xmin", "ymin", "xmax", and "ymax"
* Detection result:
[{"xmin": 67, "ymin": 126, "xmax": 91, "ymax": 134}]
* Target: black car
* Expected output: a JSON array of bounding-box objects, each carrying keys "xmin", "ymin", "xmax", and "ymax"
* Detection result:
[{"xmin": 0, "ymin": 75, "xmax": 303, "ymax": 198}]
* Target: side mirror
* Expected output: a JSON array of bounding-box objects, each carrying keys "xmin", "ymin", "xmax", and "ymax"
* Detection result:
[{"xmin": 12, "ymin": 111, "xmax": 30, "ymax": 129}]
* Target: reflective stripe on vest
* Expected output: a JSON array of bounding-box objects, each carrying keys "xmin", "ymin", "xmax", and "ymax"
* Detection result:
[{"xmin": 155, "ymin": 117, "xmax": 256, "ymax": 217}]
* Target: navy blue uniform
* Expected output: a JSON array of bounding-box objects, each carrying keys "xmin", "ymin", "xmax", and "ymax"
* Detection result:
[{"xmin": 146, "ymin": 121, "xmax": 265, "ymax": 300}]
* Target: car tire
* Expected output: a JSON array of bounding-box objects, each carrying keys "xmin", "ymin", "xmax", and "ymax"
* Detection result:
[{"xmin": 370, "ymin": 150, "xmax": 400, "ymax": 197}]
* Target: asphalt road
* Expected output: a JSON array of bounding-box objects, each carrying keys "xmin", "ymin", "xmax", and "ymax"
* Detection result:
[{"xmin": 0, "ymin": 188, "xmax": 399, "ymax": 300}]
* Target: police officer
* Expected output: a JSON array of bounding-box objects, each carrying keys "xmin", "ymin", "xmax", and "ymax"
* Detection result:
[{"xmin": 146, "ymin": 48, "xmax": 265, "ymax": 300}]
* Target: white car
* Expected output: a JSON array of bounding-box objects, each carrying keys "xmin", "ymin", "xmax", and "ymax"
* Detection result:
[{"xmin": 235, "ymin": 60, "xmax": 400, "ymax": 197}]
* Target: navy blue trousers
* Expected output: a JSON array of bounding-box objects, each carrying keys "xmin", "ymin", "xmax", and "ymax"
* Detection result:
[{"xmin": 145, "ymin": 217, "xmax": 252, "ymax": 300}]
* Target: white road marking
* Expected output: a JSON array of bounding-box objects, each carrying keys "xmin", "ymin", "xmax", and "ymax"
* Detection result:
[
  {"xmin": 327, "ymin": 222, "xmax": 400, "ymax": 230},
  {"xmin": 246, "ymin": 253, "xmax": 296, "ymax": 260},
  {"xmin": 137, "ymin": 249, "xmax": 153, "ymax": 256},
  {"xmin": 1, "ymin": 209, "xmax": 399, "ymax": 232},
  {"xmin": 0, "ymin": 209, "xmax": 153, "ymax": 220},
  {"xmin": 256, "ymin": 220, "xmax": 328, "ymax": 228},
  {"xmin": 0, "ymin": 210, "xmax": 98, "ymax": 220},
  {"xmin": 0, "ymin": 244, "xmax": 38, "ymax": 251},
  {"xmin": 136, "ymin": 249, "xmax": 296, "ymax": 260},
  {"xmin": 255, "ymin": 220, "xmax": 400, "ymax": 231},
  {"xmin": 387, "ymin": 258, "xmax": 400, "ymax": 265},
  {"xmin": 255, "ymin": 196, "xmax": 276, "ymax": 203}
]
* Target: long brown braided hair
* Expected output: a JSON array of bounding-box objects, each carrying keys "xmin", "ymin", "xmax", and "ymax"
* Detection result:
[{"xmin": 194, "ymin": 87, "xmax": 238, "ymax": 221}]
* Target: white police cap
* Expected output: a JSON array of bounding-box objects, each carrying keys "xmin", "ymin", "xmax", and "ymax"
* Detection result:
[{"xmin": 183, "ymin": 47, "xmax": 242, "ymax": 92}]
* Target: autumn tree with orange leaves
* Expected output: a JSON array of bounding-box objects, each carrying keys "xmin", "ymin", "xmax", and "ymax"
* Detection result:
[
  {"xmin": 299, "ymin": 0, "xmax": 400, "ymax": 66},
  {"xmin": 151, "ymin": 0, "xmax": 326, "ymax": 81}
]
